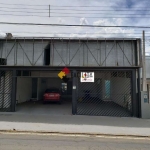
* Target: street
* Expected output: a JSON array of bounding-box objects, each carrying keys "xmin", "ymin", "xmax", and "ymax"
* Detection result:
[{"xmin": 0, "ymin": 133, "xmax": 150, "ymax": 150}]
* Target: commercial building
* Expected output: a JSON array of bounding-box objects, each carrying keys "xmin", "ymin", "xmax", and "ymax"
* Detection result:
[{"xmin": 0, "ymin": 37, "xmax": 141, "ymax": 117}]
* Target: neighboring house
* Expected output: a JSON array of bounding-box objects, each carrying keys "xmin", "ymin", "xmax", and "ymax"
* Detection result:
[{"xmin": 0, "ymin": 37, "xmax": 141, "ymax": 117}]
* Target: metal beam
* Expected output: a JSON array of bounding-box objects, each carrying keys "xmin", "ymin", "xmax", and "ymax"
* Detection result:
[
  {"xmin": 84, "ymin": 42, "xmax": 100, "ymax": 66},
  {"xmin": 18, "ymin": 42, "xmax": 32, "ymax": 65},
  {"xmin": 34, "ymin": 38, "xmax": 45, "ymax": 65},
  {"xmin": 53, "ymin": 43, "xmax": 67, "ymax": 66},
  {"xmin": 101, "ymin": 42, "xmax": 115, "ymax": 66},
  {"xmin": 117, "ymin": 42, "xmax": 132, "ymax": 66},
  {"xmin": 69, "ymin": 42, "xmax": 83, "ymax": 65},
  {"xmin": 6, "ymin": 43, "xmax": 15, "ymax": 59},
  {"xmin": 0, "ymin": 66, "xmax": 140, "ymax": 71}
]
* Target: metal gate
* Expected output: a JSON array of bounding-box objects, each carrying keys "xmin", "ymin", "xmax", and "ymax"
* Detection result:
[
  {"xmin": 0, "ymin": 71, "xmax": 13, "ymax": 112},
  {"xmin": 77, "ymin": 71, "xmax": 133, "ymax": 117}
]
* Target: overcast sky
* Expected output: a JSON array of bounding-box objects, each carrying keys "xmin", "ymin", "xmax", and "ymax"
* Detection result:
[{"xmin": 0, "ymin": 0, "xmax": 150, "ymax": 51}]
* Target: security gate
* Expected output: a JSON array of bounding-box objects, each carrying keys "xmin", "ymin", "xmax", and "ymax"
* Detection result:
[
  {"xmin": 76, "ymin": 71, "xmax": 133, "ymax": 117},
  {"xmin": 0, "ymin": 71, "xmax": 13, "ymax": 112}
]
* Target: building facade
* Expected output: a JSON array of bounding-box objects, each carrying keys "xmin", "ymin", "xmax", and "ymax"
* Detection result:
[{"xmin": 0, "ymin": 38, "xmax": 141, "ymax": 117}]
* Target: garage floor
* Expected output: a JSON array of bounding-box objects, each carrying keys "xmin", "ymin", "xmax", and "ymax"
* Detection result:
[
  {"xmin": 77, "ymin": 102, "xmax": 132, "ymax": 117},
  {"xmin": 16, "ymin": 100, "xmax": 72, "ymax": 116}
]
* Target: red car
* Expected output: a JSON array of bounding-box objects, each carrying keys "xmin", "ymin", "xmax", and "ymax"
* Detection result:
[{"xmin": 43, "ymin": 88, "xmax": 62, "ymax": 104}]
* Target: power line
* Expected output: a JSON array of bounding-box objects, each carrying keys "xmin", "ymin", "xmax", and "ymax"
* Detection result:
[
  {"xmin": 0, "ymin": 6, "xmax": 150, "ymax": 12},
  {"xmin": 50, "ymin": 8, "xmax": 150, "ymax": 12},
  {"xmin": 1, "ymin": 22, "xmax": 150, "ymax": 28},
  {"xmin": 0, "ymin": 14, "xmax": 48, "ymax": 17},
  {"xmin": 0, "ymin": 2, "xmax": 47, "ymax": 7},
  {"xmin": 50, "ymin": 16, "xmax": 150, "ymax": 18},
  {"xmin": 0, "ymin": 2, "xmax": 150, "ymax": 8},
  {"xmin": 50, "ymin": 11, "xmax": 150, "ymax": 15},
  {"xmin": 0, "ymin": 10, "xmax": 48, "ymax": 14},
  {"xmin": 1, "ymin": 31, "xmax": 145, "ymax": 34},
  {"xmin": 0, "ymin": 14, "xmax": 150, "ymax": 18},
  {"xmin": 0, "ymin": 6, "xmax": 48, "ymax": 11},
  {"xmin": 0, "ymin": 9, "xmax": 149, "ymax": 16},
  {"xmin": 51, "ymin": 5, "xmax": 150, "ymax": 8}
]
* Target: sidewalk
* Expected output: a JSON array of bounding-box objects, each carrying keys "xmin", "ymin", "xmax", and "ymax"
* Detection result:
[{"xmin": 0, "ymin": 112, "xmax": 150, "ymax": 137}]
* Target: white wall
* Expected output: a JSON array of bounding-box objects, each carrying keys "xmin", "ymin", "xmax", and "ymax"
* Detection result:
[{"xmin": 16, "ymin": 77, "xmax": 32, "ymax": 103}]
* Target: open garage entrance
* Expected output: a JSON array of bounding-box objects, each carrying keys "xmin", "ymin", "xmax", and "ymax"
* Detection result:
[
  {"xmin": 0, "ymin": 68, "xmax": 139, "ymax": 117},
  {"xmin": 15, "ymin": 71, "xmax": 72, "ymax": 115},
  {"xmin": 75, "ymin": 70, "xmax": 136, "ymax": 117}
]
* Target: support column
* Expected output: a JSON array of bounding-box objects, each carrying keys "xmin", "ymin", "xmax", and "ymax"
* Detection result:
[
  {"xmin": 131, "ymin": 69, "xmax": 137, "ymax": 117},
  {"xmin": 137, "ymin": 68, "xmax": 141, "ymax": 118},
  {"xmin": 11, "ymin": 70, "xmax": 17, "ymax": 112},
  {"xmin": 72, "ymin": 70, "xmax": 77, "ymax": 115}
]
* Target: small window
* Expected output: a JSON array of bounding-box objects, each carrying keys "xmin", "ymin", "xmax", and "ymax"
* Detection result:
[
  {"xmin": 0, "ymin": 58, "xmax": 7, "ymax": 65},
  {"xmin": 22, "ymin": 71, "xmax": 31, "ymax": 76},
  {"xmin": 105, "ymin": 80, "xmax": 111, "ymax": 98}
]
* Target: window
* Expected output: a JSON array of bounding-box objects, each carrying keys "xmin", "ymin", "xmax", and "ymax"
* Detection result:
[
  {"xmin": 0, "ymin": 58, "xmax": 7, "ymax": 65},
  {"xmin": 105, "ymin": 80, "xmax": 111, "ymax": 98}
]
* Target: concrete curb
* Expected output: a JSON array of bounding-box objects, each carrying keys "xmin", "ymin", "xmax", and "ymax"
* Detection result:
[{"xmin": 0, "ymin": 130, "xmax": 150, "ymax": 139}]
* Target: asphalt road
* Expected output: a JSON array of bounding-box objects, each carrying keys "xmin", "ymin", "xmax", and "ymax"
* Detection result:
[{"xmin": 0, "ymin": 133, "xmax": 150, "ymax": 150}]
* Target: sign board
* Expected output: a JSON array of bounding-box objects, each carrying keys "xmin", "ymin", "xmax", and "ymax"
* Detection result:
[{"xmin": 80, "ymin": 72, "xmax": 94, "ymax": 82}]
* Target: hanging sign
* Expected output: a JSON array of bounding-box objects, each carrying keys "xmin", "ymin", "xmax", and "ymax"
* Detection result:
[{"xmin": 80, "ymin": 72, "xmax": 94, "ymax": 82}]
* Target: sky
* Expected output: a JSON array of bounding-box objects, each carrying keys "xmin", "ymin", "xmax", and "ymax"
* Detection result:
[{"xmin": 0, "ymin": 0, "xmax": 150, "ymax": 51}]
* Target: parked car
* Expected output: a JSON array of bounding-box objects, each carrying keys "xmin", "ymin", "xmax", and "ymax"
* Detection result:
[{"xmin": 43, "ymin": 88, "xmax": 62, "ymax": 104}]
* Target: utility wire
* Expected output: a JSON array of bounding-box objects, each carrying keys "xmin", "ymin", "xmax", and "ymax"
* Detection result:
[
  {"xmin": 0, "ymin": 14, "xmax": 48, "ymax": 17},
  {"xmin": 0, "ymin": 2, "xmax": 47, "ymax": 7},
  {"xmin": 1, "ymin": 31, "xmax": 145, "ymax": 34},
  {"xmin": 0, "ymin": 2, "xmax": 150, "ymax": 8},
  {"xmin": 50, "ymin": 16, "xmax": 150, "ymax": 18},
  {"xmin": 0, "ymin": 6, "xmax": 48, "ymax": 11},
  {"xmin": 0, "ymin": 14, "xmax": 150, "ymax": 18},
  {"xmin": 1, "ymin": 22, "xmax": 150, "ymax": 28},
  {"xmin": 50, "ymin": 11, "xmax": 150, "ymax": 15},
  {"xmin": 0, "ymin": 6, "xmax": 150, "ymax": 11},
  {"xmin": 50, "ymin": 8, "xmax": 150, "ymax": 11},
  {"xmin": 0, "ymin": 10, "xmax": 48, "ymax": 14},
  {"xmin": 0, "ymin": 9, "xmax": 150, "ymax": 16}
]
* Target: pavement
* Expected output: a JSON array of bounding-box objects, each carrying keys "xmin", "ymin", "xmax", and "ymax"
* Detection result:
[{"xmin": 0, "ymin": 112, "xmax": 150, "ymax": 137}]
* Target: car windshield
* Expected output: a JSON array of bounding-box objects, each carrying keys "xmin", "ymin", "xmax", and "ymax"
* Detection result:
[{"xmin": 45, "ymin": 89, "xmax": 60, "ymax": 93}]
